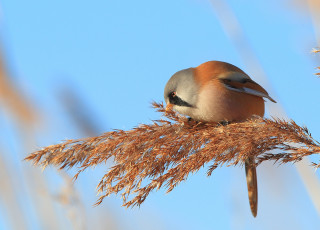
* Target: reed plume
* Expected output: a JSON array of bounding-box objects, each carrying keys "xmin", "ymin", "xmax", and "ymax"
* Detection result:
[
  {"xmin": 314, "ymin": 49, "xmax": 320, "ymax": 76},
  {"xmin": 26, "ymin": 102, "xmax": 320, "ymax": 207}
]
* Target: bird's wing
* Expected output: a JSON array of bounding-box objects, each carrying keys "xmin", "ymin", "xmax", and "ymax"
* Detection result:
[{"xmin": 218, "ymin": 72, "xmax": 276, "ymax": 103}]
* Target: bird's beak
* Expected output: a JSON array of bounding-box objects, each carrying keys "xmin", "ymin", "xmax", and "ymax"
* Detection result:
[{"xmin": 165, "ymin": 103, "xmax": 173, "ymax": 112}]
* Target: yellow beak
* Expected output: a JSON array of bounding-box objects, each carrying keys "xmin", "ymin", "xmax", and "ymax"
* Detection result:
[{"xmin": 165, "ymin": 103, "xmax": 173, "ymax": 112}]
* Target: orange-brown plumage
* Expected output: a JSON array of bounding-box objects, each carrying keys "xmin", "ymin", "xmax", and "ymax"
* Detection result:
[
  {"xmin": 164, "ymin": 60, "xmax": 276, "ymax": 217},
  {"xmin": 197, "ymin": 77, "xmax": 265, "ymax": 122},
  {"xmin": 192, "ymin": 61, "xmax": 267, "ymax": 122},
  {"xmin": 194, "ymin": 61, "xmax": 246, "ymax": 86}
]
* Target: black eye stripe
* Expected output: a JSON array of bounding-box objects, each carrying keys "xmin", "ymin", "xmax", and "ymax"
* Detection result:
[{"xmin": 168, "ymin": 92, "xmax": 193, "ymax": 107}]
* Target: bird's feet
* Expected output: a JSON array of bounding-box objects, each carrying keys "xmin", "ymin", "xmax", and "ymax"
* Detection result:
[{"xmin": 219, "ymin": 120, "xmax": 230, "ymax": 126}]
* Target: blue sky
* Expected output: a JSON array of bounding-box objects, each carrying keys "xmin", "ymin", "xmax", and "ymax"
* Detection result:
[{"xmin": 0, "ymin": 0, "xmax": 319, "ymax": 229}]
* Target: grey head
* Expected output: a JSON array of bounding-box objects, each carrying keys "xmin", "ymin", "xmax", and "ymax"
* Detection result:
[{"xmin": 164, "ymin": 68, "xmax": 199, "ymax": 110}]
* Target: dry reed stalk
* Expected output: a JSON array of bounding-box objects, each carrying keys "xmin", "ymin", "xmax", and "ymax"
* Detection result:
[
  {"xmin": 54, "ymin": 172, "xmax": 87, "ymax": 230},
  {"xmin": 0, "ymin": 46, "xmax": 36, "ymax": 125},
  {"xmin": 0, "ymin": 42, "xmax": 60, "ymax": 228},
  {"xmin": 26, "ymin": 102, "xmax": 320, "ymax": 207},
  {"xmin": 58, "ymin": 86, "xmax": 102, "ymax": 136},
  {"xmin": 209, "ymin": 0, "xmax": 285, "ymax": 118},
  {"xmin": 306, "ymin": 0, "xmax": 320, "ymax": 45},
  {"xmin": 290, "ymin": 1, "xmax": 320, "ymax": 44},
  {"xmin": 20, "ymin": 127, "xmax": 61, "ymax": 230},
  {"xmin": 0, "ymin": 154, "xmax": 28, "ymax": 230}
]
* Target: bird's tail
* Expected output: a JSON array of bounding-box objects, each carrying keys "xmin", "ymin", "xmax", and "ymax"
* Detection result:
[{"xmin": 245, "ymin": 156, "xmax": 258, "ymax": 217}]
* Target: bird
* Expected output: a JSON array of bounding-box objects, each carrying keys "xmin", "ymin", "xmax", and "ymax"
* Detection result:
[{"xmin": 164, "ymin": 60, "xmax": 276, "ymax": 217}]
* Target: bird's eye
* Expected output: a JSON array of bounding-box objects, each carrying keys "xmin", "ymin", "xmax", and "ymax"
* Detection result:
[
  {"xmin": 170, "ymin": 92, "xmax": 176, "ymax": 97},
  {"xmin": 167, "ymin": 91, "xmax": 193, "ymax": 108},
  {"xmin": 168, "ymin": 92, "xmax": 177, "ymax": 104}
]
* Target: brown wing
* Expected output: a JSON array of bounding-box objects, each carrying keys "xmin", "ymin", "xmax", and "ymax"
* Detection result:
[{"xmin": 218, "ymin": 72, "xmax": 276, "ymax": 103}]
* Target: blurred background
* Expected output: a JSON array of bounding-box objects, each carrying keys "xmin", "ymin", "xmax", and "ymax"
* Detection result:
[{"xmin": 0, "ymin": 0, "xmax": 319, "ymax": 229}]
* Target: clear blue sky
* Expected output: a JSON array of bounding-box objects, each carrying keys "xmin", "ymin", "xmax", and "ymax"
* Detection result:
[{"xmin": 0, "ymin": 0, "xmax": 319, "ymax": 229}]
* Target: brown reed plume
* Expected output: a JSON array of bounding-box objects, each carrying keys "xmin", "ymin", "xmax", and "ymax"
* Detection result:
[
  {"xmin": 313, "ymin": 48, "xmax": 320, "ymax": 76},
  {"xmin": 25, "ymin": 102, "xmax": 320, "ymax": 207}
]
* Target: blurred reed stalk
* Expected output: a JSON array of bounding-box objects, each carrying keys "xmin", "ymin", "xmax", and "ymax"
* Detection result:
[
  {"xmin": 306, "ymin": 0, "xmax": 320, "ymax": 45},
  {"xmin": 0, "ymin": 43, "xmax": 60, "ymax": 229},
  {"xmin": 56, "ymin": 84, "xmax": 107, "ymax": 229},
  {"xmin": 209, "ymin": 0, "xmax": 284, "ymax": 117},
  {"xmin": 54, "ymin": 172, "xmax": 87, "ymax": 230},
  {"xmin": 57, "ymin": 84, "xmax": 154, "ymax": 230},
  {"xmin": 58, "ymin": 85, "xmax": 102, "ymax": 137},
  {"xmin": 0, "ymin": 46, "xmax": 36, "ymax": 124},
  {"xmin": 0, "ymin": 153, "xmax": 27, "ymax": 230}
]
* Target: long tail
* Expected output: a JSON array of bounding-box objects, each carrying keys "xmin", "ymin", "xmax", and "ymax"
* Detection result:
[{"xmin": 245, "ymin": 156, "xmax": 258, "ymax": 217}]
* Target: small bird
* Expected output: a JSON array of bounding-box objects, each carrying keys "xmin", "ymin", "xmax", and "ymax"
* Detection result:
[{"xmin": 164, "ymin": 61, "xmax": 276, "ymax": 217}]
